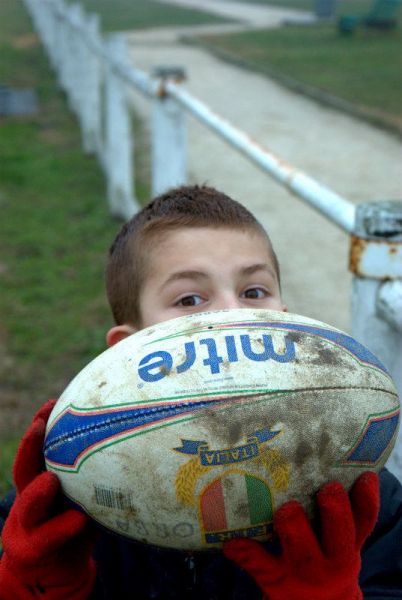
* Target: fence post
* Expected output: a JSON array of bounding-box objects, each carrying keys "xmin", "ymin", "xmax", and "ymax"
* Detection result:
[
  {"xmin": 350, "ymin": 201, "xmax": 402, "ymax": 481},
  {"xmin": 62, "ymin": 2, "xmax": 76, "ymax": 110},
  {"xmin": 83, "ymin": 13, "xmax": 103, "ymax": 162},
  {"xmin": 57, "ymin": 0, "xmax": 70, "ymax": 94},
  {"xmin": 104, "ymin": 34, "xmax": 139, "ymax": 220},
  {"xmin": 44, "ymin": 0, "xmax": 59, "ymax": 71},
  {"xmin": 67, "ymin": 3, "xmax": 84, "ymax": 117},
  {"xmin": 35, "ymin": 0, "xmax": 51, "ymax": 55},
  {"xmin": 53, "ymin": 1, "xmax": 67, "ymax": 75},
  {"xmin": 151, "ymin": 67, "xmax": 187, "ymax": 196}
]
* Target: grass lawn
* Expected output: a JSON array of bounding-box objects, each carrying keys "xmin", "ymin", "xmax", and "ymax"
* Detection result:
[
  {"xmin": 0, "ymin": 1, "xmax": 149, "ymax": 495},
  {"xmin": 226, "ymin": 0, "xmax": 312, "ymax": 7},
  {"xmin": 70, "ymin": 0, "xmax": 234, "ymax": 31},
  {"xmin": 223, "ymin": 0, "xmax": 396, "ymax": 14},
  {"xmin": 198, "ymin": 16, "xmax": 402, "ymax": 129}
]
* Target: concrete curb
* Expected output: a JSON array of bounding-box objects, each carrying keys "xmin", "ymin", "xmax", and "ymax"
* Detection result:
[{"xmin": 182, "ymin": 34, "xmax": 402, "ymax": 140}]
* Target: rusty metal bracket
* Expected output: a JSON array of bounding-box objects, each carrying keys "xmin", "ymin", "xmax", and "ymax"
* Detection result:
[
  {"xmin": 349, "ymin": 236, "xmax": 402, "ymax": 279},
  {"xmin": 152, "ymin": 67, "xmax": 187, "ymax": 98},
  {"xmin": 349, "ymin": 201, "xmax": 402, "ymax": 279}
]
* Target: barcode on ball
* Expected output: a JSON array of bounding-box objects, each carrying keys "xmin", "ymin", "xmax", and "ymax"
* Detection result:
[{"xmin": 94, "ymin": 485, "xmax": 136, "ymax": 510}]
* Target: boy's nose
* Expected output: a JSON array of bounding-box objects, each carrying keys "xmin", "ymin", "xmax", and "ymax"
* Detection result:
[{"xmin": 213, "ymin": 294, "xmax": 242, "ymax": 311}]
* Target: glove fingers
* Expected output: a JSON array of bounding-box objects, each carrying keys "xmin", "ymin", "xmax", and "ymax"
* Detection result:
[
  {"xmin": 13, "ymin": 400, "xmax": 56, "ymax": 493},
  {"xmin": 31, "ymin": 510, "xmax": 91, "ymax": 555},
  {"xmin": 316, "ymin": 480, "xmax": 355, "ymax": 560},
  {"xmin": 18, "ymin": 471, "xmax": 61, "ymax": 529},
  {"xmin": 274, "ymin": 500, "xmax": 322, "ymax": 569},
  {"xmin": 223, "ymin": 539, "xmax": 283, "ymax": 586},
  {"xmin": 14, "ymin": 419, "xmax": 47, "ymax": 493},
  {"xmin": 350, "ymin": 471, "xmax": 380, "ymax": 548},
  {"xmin": 32, "ymin": 399, "xmax": 56, "ymax": 424}
]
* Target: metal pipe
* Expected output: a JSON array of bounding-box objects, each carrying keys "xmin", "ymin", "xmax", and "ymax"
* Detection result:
[{"xmin": 165, "ymin": 81, "xmax": 356, "ymax": 233}]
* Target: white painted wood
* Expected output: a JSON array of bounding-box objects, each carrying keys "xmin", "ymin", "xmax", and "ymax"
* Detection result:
[
  {"xmin": 152, "ymin": 74, "xmax": 187, "ymax": 196},
  {"xmin": 51, "ymin": 1, "xmax": 64, "ymax": 73},
  {"xmin": 63, "ymin": 4, "xmax": 75, "ymax": 106},
  {"xmin": 67, "ymin": 4, "xmax": 83, "ymax": 115},
  {"xmin": 85, "ymin": 13, "xmax": 103, "ymax": 160},
  {"xmin": 70, "ymin": 3, "xmax": 86, "ymax": 127},
  {"xmin": 58, "ymin": 1, "xmax": 70, "ymax": 93},
  {"xmin": 105, "ymin": 34, "xmax": 139, "ymax": 219},
  {"xmin": 44, "ymin": 0, "xmax": 57, "ymax": 69}
]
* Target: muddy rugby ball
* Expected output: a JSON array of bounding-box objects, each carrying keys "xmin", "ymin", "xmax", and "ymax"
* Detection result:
[{"xmin": 44, "ymin": 308, "xmax": 400, "ymax": 551}]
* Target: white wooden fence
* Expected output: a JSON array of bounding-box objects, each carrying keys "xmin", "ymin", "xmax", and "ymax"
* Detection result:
[{"xmin": 23, "ymin": 0, "xmax": 402, "ymax": 481}]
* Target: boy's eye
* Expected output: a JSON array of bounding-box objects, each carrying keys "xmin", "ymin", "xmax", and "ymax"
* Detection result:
[
  {"xmin": 177, "ymin": 295, "xmax": 203, "ymax": 307},
  {"xmin": 243, "ymin": 288, "xmax": 266, "ymax": 299}
]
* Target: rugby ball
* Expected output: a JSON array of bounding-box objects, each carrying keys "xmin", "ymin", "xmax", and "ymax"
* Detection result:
[{"xmin": 44, "ymin": 309, "xmax": 400, "ymax": 550}]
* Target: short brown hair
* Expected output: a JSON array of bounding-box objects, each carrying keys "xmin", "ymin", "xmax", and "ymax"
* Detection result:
[{"xmin": 106, "ymin": 185, "xmax": 280, "ymax": 325}]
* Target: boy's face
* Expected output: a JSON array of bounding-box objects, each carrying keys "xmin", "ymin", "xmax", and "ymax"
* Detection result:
[
  {"xmin": 138, "ymin": 227, "xmax": 285, "ymax": 329},
  {"xmin": 107, "ymin": 227, "xmax": 286, "ymax": 345}
]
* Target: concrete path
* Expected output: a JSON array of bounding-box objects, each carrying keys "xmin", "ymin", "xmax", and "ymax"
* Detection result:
[{"xmin": 126, "ymin": 3, "xmax": 401, "ymax": 336}]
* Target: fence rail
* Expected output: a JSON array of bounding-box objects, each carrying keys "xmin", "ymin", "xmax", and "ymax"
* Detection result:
[{"xmin": 23, "ymin": 0, "xmax": 402, "ymax": 481}]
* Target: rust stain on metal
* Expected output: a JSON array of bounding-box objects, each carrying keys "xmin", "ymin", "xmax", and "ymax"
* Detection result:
[
  {"xmin": 242, "ymin": 130, "xmax": 297, "ymax": 179},
  {"xmin": 156, "ymin": 81, "xmax": 166, "ymax": 98},
  {"xmin": 349, "ymin": 235, "xmax": 366, "ymax": 274},
  {"xmin": 349, "ymin": 235, "xmax": 402, "ymax": 276}
]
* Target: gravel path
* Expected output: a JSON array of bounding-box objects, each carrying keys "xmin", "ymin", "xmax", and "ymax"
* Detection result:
[{"xmin": 128, "ymin": 15, "xmax": 401, "ymax": 335}]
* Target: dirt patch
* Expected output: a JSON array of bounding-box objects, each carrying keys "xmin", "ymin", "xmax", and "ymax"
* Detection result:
[{"xmin": 11, "ymin": 34, "xmax": 39, "ymax": 50}]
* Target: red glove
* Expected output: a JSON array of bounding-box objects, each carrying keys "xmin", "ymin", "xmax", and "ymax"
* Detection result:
[
  {"xmin": 224, "ymin": 472, "xmax": 380, "ymax": 600},
  {"xmin": 0, "ymin": 400, "xmax": 97, "ymax": 599}
]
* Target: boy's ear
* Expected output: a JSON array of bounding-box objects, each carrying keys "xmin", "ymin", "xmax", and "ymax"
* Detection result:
[{"xmin": 106, "ymin": 324, "xmax": 137, "ymax": 347}]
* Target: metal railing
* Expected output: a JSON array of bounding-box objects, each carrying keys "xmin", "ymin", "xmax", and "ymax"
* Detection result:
[{"xmin": 23, "ymin": 0, "xmax": 402, "ymax": 480}]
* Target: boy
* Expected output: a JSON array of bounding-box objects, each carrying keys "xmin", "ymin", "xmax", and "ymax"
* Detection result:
[{"xmin": 1, "ymin": 185, "xmax": 401, "ymax": 599}]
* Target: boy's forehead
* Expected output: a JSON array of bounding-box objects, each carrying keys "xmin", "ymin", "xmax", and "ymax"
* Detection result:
[
  {"xmin": 149, "ymin": 224, "xmax": 268, "ymax": 245},
  {"xmin": 148, "ymin": 225, "xmax": 270, "ymax": 253},
  {"xmin": 144, "ymin": 226, "xmax": 277, "ymax": 277}
]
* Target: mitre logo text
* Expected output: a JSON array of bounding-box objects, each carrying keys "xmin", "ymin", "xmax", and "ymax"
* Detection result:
[{"xmin": 137, "ymin": 333, "xmax": 296, "ymax": 382}]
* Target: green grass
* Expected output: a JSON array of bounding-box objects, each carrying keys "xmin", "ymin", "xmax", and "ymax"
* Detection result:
[
  {"xmin": 71, "ymin": 0, "xmax": 234, "ymax": 31},
  {"xmin": 222, "ymin": 0, "xmax": 396, "ymax": 15},
  {"xmin": 199, "ymin": 19, "xmax": 402, "ymax": 127},
  {"xmin": 221, "ymin": 0, "xmax": 312, "ymax": 8},
  {"xmin": 0, "ymin": 1, "xmax": 149, "ymax": 495},
  {"xmin": 0, "ymin": 441, "xmax": 19, "ymax": 499}
]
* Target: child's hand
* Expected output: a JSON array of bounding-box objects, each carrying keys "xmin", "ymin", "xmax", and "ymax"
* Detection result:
[
  {"xmin": 0, "ymin": 400, "xmax": 97, "ymax": 599},
  {"xmin": 223, "ymin": 472, "xmax": 380, "ymax": 600}
]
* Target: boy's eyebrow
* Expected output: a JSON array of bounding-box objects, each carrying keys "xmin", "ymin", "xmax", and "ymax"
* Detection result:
[
  {"xmin": 160, "ymin": 270, "xmax": 208, "ymax": 290},
  {"xmin": 241, "ymin": 263, "xmax": 276, "ymax": 279},
  {"xmin": 160, "ymin": 264, "xmax": 277, "ymax": 290}
]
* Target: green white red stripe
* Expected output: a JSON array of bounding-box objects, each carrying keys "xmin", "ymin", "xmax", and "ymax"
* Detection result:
[{"xmin": 200, "ymin": 473, "xmax": 272, "ymax": 532}]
